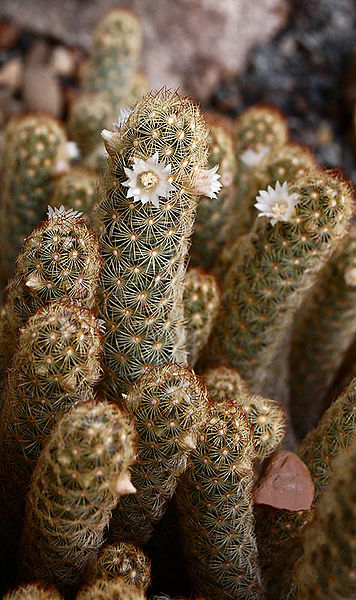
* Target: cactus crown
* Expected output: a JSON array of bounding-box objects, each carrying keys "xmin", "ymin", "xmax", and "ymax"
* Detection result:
[
  {"xmin": 77, "ymin": 577, "xmax": 145, "ymax": 600},
  {"xmin": 86, "ymin": 542, "xmax": 151, "ymax": 590},
  {"xmin": 2, "ymin": 584, "xmax": 63, "ymax": 600}
]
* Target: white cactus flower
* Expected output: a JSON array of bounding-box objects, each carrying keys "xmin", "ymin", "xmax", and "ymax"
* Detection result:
[
  {"xmin": 240, "ymin": 146, "xmax": 269, "ymax": 167},
  {"xmin": 192, "ymin": 165, "xmax": 222, "ymax": 199},
  {"xmin": 254, "ymin": 181, "xmax": 300, "ymax": 226},
  {"xmin": 112, "ymin": 106, "xmax": 132, "ymax": 131},
  {"xmin": 47, "ymin": 205, "xmax": 83, "ymax": 221},
  {"xmin": 66, "ymin": 141, "xmax": 80, "ymax": 160},
  {"xmin": 122, "ymin": 152, "xmax": 175, "ymax": 208}
]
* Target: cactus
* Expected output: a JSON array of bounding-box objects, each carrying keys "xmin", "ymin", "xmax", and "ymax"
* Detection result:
[
  {"xmin": 177, "ymin": 398, "xmax": 263, "ymax": 600},
  {"xmin": 290, "ymin": 435, "xmax": 356, "ymax": 600},
  {"xmin": 85, "ymin": 542, "xmax": 151, "ymax": 591},
  {"xmin": 51, "ymin": 168, "xmax": 99, "ymax": 219},
  {"xmin": 77, "ymin": 578, "xmax": 145, "ymax": 600},
  {"xmin": 94, "ymin": 89, "xmax": 210, "ymax": 397},
  {"xmin": 0, "ymin": 115, "xmax": 73, "ymax": 286},
  {"xmin": 207, "ymin": 170, "xmax": 354, "ymax": 404},
  {"xmin": 0, "ymin": 300, "xmax": 102, "ymax": 583},
  {"xmin": 255, "ymin": 375, "xmax": 356, "ymax": 597},
  {"xmin": 204, "ymin": 367, "xmax": 286, "ymax": 460},
  {"xmin": 110, "ymin": 364, "xmax": 208, "ymax": 545},
  {"xmin": 289, "ymin": 224, "xmax": 356, "ymax": 439},
  {"xmin": 183, "ymin": 268, "xmax": 220, "ymax": 366},
  {"xmin": 3, "ymin": 583, "xmax": 63, "ymax": 600},
  {"xmin": 126, "ymin": 71, "xmax": 150, "ymax": 106},
  {"xmin": 190, "ymin": 118, "xmax": 236, "ymax": 270},
  {"xmin": 20, "ymin": 400, "xmax": 137, "ymax": 590},
  {"xmin": 0, "ymin": 206, "xmax": 101, "ymax": 379}
]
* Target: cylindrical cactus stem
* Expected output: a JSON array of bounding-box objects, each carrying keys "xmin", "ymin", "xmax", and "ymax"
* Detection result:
[
  {"xmin": 289, "ymin": 224, "xmax": 356, "ymax": 440},
  {"xmin": 0, "ymin": 206, "xmax": 101, "ymax": 379},
  {"xmin": 0, "ymin": 115, "xmax": 73, "ymax": 286},
  {"xmin": 203, "ymin": 366, "xmax": 286, "ymax": 460},
  {"xmin": 51, "ymin": 168, "xmax": 99, "ymax": 220},
  {"xmin": 110, "ymin": 364, "xmax": 208, "ymax": 545},
  {"xmin": 126, "ymin": 71, "xmax": 150, "ymax": 106},
  {"xmin": 20, "ymin": 400, "xmax": 137, "ymax": 591},
  {"xmin": 0, "ymin": 300, "xmax": 103, "ymax": 582},
  {"xmin": 183, "ymin": 268, "xmax": 220, "ymax": 366},
  {"xmin": 68, "ymin": 93, "xmax": 113, "ymax": 166},
  {"xmin": 3, "ymin": 583, "xmax": 63, "ymax": 600},
  {"xmin": 190, "ymin": 117, "xmax": 236, "ymax": 270},
  {"xmin": 290, "ymin": 436, "xmax": 356, "ymax": 600},
  {"xmin": 94, "ymin": 89, "xmax": 210, "ymax": 397},
  {"xmin": 77, "ymin": 578, "xmax": 145, "ymax": 600},
  {"xmin": 176, "ymin": 398, "xmax": 263, "ymax": 600},
  {"xmin": 255, "ymin": 376, "xmax": 356, "ymax": 596},
  {"xmin": 84, "ymin": 542, "xmax": 151, "ymax": 591},
  {"xmin": 84, "ymin": 8, "xmax": 142, "ymax": 106},
  {"xmin": 207, "ymin": 170, "xmax": 354, "ymax": 405}
]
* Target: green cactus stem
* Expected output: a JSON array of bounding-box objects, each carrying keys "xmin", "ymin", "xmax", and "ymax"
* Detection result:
[
  {"xmin": 204, "ymin": 366, "xmax": 286, "ymax": 460},
  {"xmin": 0, "ymin": 206, "xmax": 101, "ymax": 379},
  {"xmin": 183, "ymin": 268, "xmax": 220, "ymax": 366},
  {"xmin": 0, "ymin": 300, "xmax": 103, "ymax": 584},
  {"xmin": 177, "ymin": 397, "xmax": 263, "ymax": 600},
  {"xmin": 84, "ymin": 542, "xmax": 151, "ymax": 591},
  {"xmin": 289, "ymin": 224, "xmax": 356, "ymax": 439},
  {"xmin": 290, "ymin": 435, "xmax": 356, "ymax": 600},
  {"xmin": 190, "ymin": 117, "xmax": 236, "ymax": 270},
  {"xmin": 0, "ymin": 115, "xmax": 73, "ymax": 286},
  {"xmin": 110, "ymin": 364, "xmax": 208, "ymax": 545},
  {"xmin": 3, "ymin": 583, "xmax": 63, "ymax": 600},
  {"xmin": 94, "ymin": 89, "xmax": 210, "ymax": 397},
  {"xmin": 51, "ymin": 168, "xmax": 99, "ymax": 219},
  {"xmin": 206, "ymin": 170, "xmax": 354, "ymax": 406},
  {"xmin": 20, "ymin": 400, "xmax": 137, "ymax": 591}
]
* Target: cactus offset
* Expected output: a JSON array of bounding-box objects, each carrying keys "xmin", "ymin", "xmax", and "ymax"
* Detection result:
[
  {"xmin": 20, "ymin": 400, "xmax": 137, "ymax": 590},
  {"xmin": 0, "ymin": 206, "xmax": 101, "ymax": 378},
  {"xmin": 3, "ymin": 583, "xmax": 63, "ymax": 600},
  {"xmin": 207, "ymin": 170, "xmax": 354, "ymax": 405},
  {"xmin": 0, "ymin": 115, "xmax": 72, "ymax": 285},
  {"xmin": 94, "ymin": 89, "xmax": 209, "ymax": 397},
  {"xmin": 51, "ymin": 168, "xmax": 99, "ymax": 219},
  {"xmin": 190, "ymin": 119, "xmax": 235, "ymax": 270},
  {"xmin": 110, "ymin": 364, "xmax": 208, "ymax": 545},
  {"xmin": 204, "ymin": 367, "xmax": 286, "ymax": 460},
  {"xmin": 183, "ymin": 268, "xmax": 220, "ymax": 366},
  {"xmin": 289, "ymin": 224, "xmax": 356, "ymax": 439},
  {"xmin": 290, "ymin": 436, "xmax": 356, "ymax": 600},
  {"xmin": 177, "ymin": 398, "xmax": 263, "ymax": 600},
  {"xmin": 85, "ymin": 542, "xmax": 151, "ymax": 591},
  {"xmin": 77, "ymin": 578, "xmax": 145, "ymax": 600}
]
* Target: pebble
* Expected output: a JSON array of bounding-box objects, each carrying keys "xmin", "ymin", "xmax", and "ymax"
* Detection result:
[
  {"xmin": 23, "ymin": 64, "xmax": 63, "ymax": 117},
  {"xmin": 50, "ymin": 46, "xmax": 76, "ymax": 78},
  {"xmin": 0, "ymin": 21, "xmax": 21, "ymax": 50},
  {"xmin": 0, "ymin": 58, "xmax": 23, "ymax": 92}
]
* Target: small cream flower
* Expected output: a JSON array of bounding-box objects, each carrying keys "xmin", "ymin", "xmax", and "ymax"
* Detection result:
[
  {"xmin": 47, "ymin": 205, "xmax": 83, "ymax": 221},
  {"xmin": 66, "ymin": 141, "xmax": 80, "ymax": 160},
  {"xmin": 122, "ymin": 152, "xmax": 175, "ymax": 208},
  {"xmin": 240, "ymin": 146, "xmax": 269, "ymax": 167},
  {"xmin": 344, "ymin": 267, "xmax": 356, "ymax": 287},
  {"xmin": 255, "ymin": 181, "xmax": 300, "ymax": 226},
  {"xmin": 192, "ymin": 165, "xmax": 222, "ymax": 199}
]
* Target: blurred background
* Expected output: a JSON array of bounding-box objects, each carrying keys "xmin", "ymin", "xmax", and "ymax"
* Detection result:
[{"xmin": 1, "ymin": 0, "xmax": 356, "ymax": 183}]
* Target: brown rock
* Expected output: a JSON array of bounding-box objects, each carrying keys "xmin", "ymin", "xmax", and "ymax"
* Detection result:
[
  {"xmin": 253, "ymin": 450, "xmax": 314, "ymax": 511},
  {"xmin": 23, "ymin": 64, "xmax": 63, "ymax": 117},
  {"xmin": 0, "ymin": 21, "xmax": 21, "ymax": 50},
  {"xmin": 50, "ymin": 46, "xmax": 76, "ymax": 77},
  {"xmin": 25, "ymin": 39, "xmax": 50, "ymax": 66},
  {"xmin": 0, "ymin": 58, "xmax": 23, "ymax": 92}
]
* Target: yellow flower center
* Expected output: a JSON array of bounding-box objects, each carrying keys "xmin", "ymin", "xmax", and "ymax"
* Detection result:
[
  {"xmin": 272, "ymin": 202, "xmax": 288, "ymax": 216},
  {"xmin": 138, "ymin": 170, "xmax": 159, "ymax": 190}
]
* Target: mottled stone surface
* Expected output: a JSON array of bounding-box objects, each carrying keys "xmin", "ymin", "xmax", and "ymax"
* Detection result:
[{"xmin": 0, "ymin": 0, "xmax": 288, "ymax": 99}]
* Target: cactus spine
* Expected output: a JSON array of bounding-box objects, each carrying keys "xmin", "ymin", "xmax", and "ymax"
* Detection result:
[
  {"xmin": 177, "ymin": 398, "xmax": 263, "ymax": 600},
  {"xmin": 85, "ymin": 542, "xmax": 151, "ymax": 591},
  {"xmin": 183, "ymin": 268, "xmax": 220, "ymax": 366},
  {"xmin": 0, "ymin": 115, "xmax": 71, "ymax": 285},
  {"xmin": 20, "ymin": 400, "xmax": 137, "ymax": 590},
  {"xmin": 3, "ymin": 584, "xmax": 63, "ymax": 600},
  {"xmin": 77, "ymin": 578, "xmax": 145, "ymax": 600},
  {"xmin": 204, "ymin": 366, "xmax": 286, "ymax": 460},
  {"xmin": 94, "ymin": 89, "xmax": 209, "ymax": 397},
  {"xmin": 110, "ymin": 364, "xmax": 208, "ymax": 545},
  {"xmin": 289, "ymin": 224, "xmax": 356, "ymax": 439},
  {"xmin": 290, "ymin": 436, "xmax": 356, "ymax": 600},
  {"xmin": 0, "ymin": 206, "xmax": 101, "ymax": 378},
  {"xmin": 207, "ymin": 171, "xmax": 354, "ymax": 403}
]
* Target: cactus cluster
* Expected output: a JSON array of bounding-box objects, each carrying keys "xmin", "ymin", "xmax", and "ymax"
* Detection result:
[{"xmin": 0, "ymin": 9, "xmax": 355, "ymax": 599}]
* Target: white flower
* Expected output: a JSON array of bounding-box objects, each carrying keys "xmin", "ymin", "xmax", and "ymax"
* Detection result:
[
  {"xmin": 112, "ymin": 106, "xmax": 132, "ymax": 131},
  {"xmin": 122, "ymin": 152, "xmax": 175, "ymax": 208},
  {"xmin": 254, "ymin": 181, "xmax": 300, "ymax": 226},
  {"xmin": 66, "ymin": 141, "xmax": 80, "ymax": 160},
  {"xmin": 47, "ymin": 205, "xmax": 83, "ymax": 221},
  {"xmin": 240, "ymin": 146, "xmax": 269, "ymax": 167},
  {"xmin": 192, "ymin": 165, "xmax": 222, "ymax": 199},
  {"xmin": 344, "ymin": 267, "xmax": 356, "ymax": 287}
]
